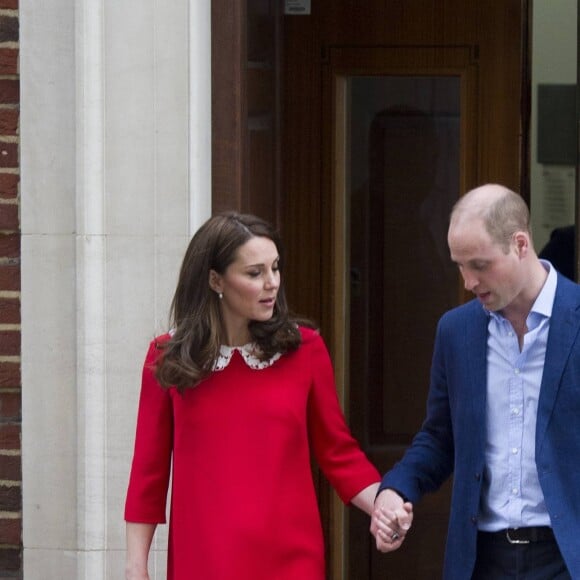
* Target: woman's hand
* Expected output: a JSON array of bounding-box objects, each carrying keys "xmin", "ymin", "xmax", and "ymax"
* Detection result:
[{"xmin": 370, "ymin": 489, "xmax": 413, "ymax": 552}]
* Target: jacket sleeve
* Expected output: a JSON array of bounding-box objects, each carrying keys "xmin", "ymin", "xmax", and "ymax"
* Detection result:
[
  {"xmin": 305, "ymin": 330, "xmax": 380, "ymax": 504},
  {"xmin": 124, "ymin": 338, "xmax": 173, "ymax": 523}
]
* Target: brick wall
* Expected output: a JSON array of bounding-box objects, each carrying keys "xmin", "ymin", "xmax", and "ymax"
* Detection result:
[{"xmin": 0, "ymin": 0, "xmax": 20, "ymax": 578}]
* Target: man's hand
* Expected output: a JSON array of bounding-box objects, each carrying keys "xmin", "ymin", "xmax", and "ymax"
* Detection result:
[{"xmin": 370, "ymin": 489, "xmax": 413, "ymax": 552}]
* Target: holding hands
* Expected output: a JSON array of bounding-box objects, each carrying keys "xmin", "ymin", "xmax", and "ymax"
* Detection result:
[{"xmin": 370, "ymin": 489, "xmax": 413, "ymax": 552}]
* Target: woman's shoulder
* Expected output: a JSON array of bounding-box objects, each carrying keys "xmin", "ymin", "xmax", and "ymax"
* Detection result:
[
  {"xmin": 142, "ymin": 333, "xmax": 171, "ymax": 364},
  {"xmin": 298, "ymin": 325, "xmax": 321, "ymax": 343},
  {"xmin": 296, "ymin": 325, "xmax": 330, "ymax": 356},
  {"xmin": 152, "ymin": 332, "xmax": 172, "ymax": 348},
  {"xmin": 289, "ymin": 326, "xmax": 334, "ymax": 371}
]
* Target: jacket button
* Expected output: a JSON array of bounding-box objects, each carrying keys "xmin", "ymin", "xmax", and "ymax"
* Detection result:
[
  {"xmin": 475, "ymin": 472, "xmax": 481, "ymax": 481},
  {"xmin": 471, "ymin": 515, "xmax": 478, "ymax": 524}
]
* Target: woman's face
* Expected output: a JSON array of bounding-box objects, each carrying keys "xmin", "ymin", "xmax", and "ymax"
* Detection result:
[{"xmin": 210, "ymin": 236, "xmax": 280, "ymax": 344}]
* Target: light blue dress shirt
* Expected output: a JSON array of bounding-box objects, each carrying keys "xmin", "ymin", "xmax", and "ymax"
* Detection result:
[{"xmin": 478, "ymin": 260, "xmax": 557, "ymax": 531}]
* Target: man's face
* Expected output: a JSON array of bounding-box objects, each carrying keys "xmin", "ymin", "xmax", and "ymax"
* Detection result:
[{"xmin": 448, "ymin": 217, "xmax": 524, "ymax": 313}]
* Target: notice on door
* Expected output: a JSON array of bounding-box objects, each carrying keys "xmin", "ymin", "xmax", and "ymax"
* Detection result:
[{"xmin": 285, "ymin": 0, "xmax": 311, "ymax": 15}]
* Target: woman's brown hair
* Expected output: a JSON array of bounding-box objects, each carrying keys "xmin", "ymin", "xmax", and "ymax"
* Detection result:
[{"xmin": 155, "ymin": 211, "xmax": 310, "ymax": 391}]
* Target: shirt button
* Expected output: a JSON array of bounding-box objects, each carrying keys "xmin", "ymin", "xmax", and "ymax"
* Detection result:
[
  {"xmin": 512, "ymin": 448, "xmax": 518, "ymax": 454},
  {"xmin": 512, "ymin": 407, "xmax": 520, "ymax": 415},
  {"xmin": 514, "ymin": 368, "xmax": 520, "ymax": 374},
  {"xmin": 512, "ymin": 488, "xmax": 519, "ymax": 495}
]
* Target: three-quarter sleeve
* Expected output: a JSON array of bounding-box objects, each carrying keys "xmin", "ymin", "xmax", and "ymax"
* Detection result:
[
  {"xmin": 124, "ymin": 338, "xmax": 174, "ymax": 523},
  {"xmin": 304, "ymin": 330, "xmax": 380, "ymax": 504}
]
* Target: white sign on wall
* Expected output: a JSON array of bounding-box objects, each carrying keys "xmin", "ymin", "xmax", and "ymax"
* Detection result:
[{"xmin": 285, "ymin": 0, "xmax": 311, "ymax": 15}]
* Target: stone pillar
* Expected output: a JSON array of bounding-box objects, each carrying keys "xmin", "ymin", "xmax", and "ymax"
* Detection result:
[{"xmin": 20, "ymin": 0, "xmax": 211, "ymax": 577}]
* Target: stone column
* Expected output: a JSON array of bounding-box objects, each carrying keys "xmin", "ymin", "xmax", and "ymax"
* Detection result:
[{"xmin": 20, "ymin": 0, "xmax": 211, "ymax": 577}]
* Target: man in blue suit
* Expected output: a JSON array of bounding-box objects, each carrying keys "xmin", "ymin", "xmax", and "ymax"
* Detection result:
[{"xmin": 371, "ymin": 184, "xmax": 578, "ymax": 579}]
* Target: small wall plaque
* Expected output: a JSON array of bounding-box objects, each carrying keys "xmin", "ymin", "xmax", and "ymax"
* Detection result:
[{"xmin": 285, "ymin": 0, "xmax": 311, "ymax": 15}]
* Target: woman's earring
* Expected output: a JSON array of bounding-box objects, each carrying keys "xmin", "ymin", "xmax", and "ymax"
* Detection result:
[{"xmin": 218, "ymin": 292, "xmax": 223, "ymax": 300}]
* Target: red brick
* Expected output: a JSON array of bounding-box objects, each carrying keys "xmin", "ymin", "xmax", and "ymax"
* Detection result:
[
  {"xmin": 0, "ymin": 362, "xmax": 19, "ymax": 388},
  {"xmin": 0, "ymin": 392, "xmax": 19, "ymax": 420},
  {"xmin": 0, "ymin": 518, "xmax": 20, "ymax": 545},
  {"xmin": 0, "ymin": 173, "xmax": 17, "ymax": 199},
  {"xmin": 0, "ymin": 108, "xmax": 18, "ymax": 135},
  {"xmin": 0, "ymin": 81, "xmax": 18, "ymax": 105},
  {"xmin": 0, "ymin": 50, "xmax": 17, "ymax": 76},
  {"xmin": 0, "ymin": 143, "xmax": 17, "ymax": 168},
  {"xmin": 0, "ymin": 485, "xmax": 20, "ymax": 511},
  {"xmin": 0, "ymin": 424, "xmax": 19, "ymax": 450},
  {"xmin": 0, "ymin": 233, "xmax": 19, "ymax": 257},
  {"xmin": 0, "ymin": 330, "xmax": 19, "ymax": 355},
  {"xmin": 0, "ymin": 203, "xmax": 17, "ymax": 230},
  {"xmin": 0, "ymin": 16, "xmax": 18, "ymax": 44},
  {"xmin": 0, "ymin": 547, "xmax": 21, "ymax": 572},
  {"xmin": 0, "ymin": 0, "xmax": 17, "ymax": 9},
  {"xmin": 0, "ymin": 298, "xmax": 18, "ymax": 324},
  {"xmin": 0, "ymin": 454, "xmax": 20, "ymax": 480},
  {"xmin": 0, "ymin": 264, "xmax": 19, "ymax": 291}
]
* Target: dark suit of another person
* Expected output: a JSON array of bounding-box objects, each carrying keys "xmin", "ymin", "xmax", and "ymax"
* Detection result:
[{"xmin": 539, "ymin": 225, "xmax": 575, "ymax": 281}]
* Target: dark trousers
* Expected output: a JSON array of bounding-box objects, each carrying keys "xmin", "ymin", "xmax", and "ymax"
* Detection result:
[{"xmin": 472, "ymin": 530, "xmax": 571, "ymax": 580}]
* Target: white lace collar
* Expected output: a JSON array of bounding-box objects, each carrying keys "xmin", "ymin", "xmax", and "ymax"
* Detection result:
[{"xmin": 214, "ymin": 343, "xmax": 282, "ymax": 371}]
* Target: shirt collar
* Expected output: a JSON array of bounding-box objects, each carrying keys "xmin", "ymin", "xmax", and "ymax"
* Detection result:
[
  {"xmin": 487, "ymin": 259, "xmax": 556, "ymax": 322},
  {"xmin": 214, "ymin": 343, "xmax": 282, "ymax": 371},
  {"xmin": 530, "ymin": 259, "xmax": 557, "ymax": 318}
]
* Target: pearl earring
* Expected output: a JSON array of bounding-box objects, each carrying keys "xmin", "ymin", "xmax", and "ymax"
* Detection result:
[{"xmin": 218, "ymin": 292, "xmax": 223, "ymax": 300}]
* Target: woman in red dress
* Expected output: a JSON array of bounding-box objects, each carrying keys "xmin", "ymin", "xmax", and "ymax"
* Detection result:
[{"xmin": 125, "ymin": 212, "xmax": 382, "ymax": 579}]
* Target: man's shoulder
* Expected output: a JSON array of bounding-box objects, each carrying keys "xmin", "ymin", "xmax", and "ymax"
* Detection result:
[
  {"xmin": 440, "ymin": 299, "xmax": 483, "ymax": 325},
  {"xmin": 555, "ymin": 273, "xmax": 580, "ymax": 304},
  {"xmin": 432, "ymin": 301, "xmax": 488, "ymax": 358}
]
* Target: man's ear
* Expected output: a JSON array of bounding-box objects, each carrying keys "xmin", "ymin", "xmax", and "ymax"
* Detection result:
[
  {"xmin": 513, "ymin": 231, "xmax": 529, "ymax": 257},
  {"xmin": 208, "ymin": 269, "xmax": 222, "ymax": 293}
]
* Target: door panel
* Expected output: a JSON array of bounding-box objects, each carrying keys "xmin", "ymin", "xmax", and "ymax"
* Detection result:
[
  {"xmin": 326, "ymin": 47, "xmax": 474, "ymax": 580},
  {"xmin": 282, "ymin": 2, "xmax": 526, "ymax": 578},
  {"xmin": 341, "ymin": 59, "xmax": 466, "ymax": 580}
]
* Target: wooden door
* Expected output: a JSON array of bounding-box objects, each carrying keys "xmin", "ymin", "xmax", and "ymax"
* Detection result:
[
  {"xmin": 282, "ymin": 2, "xmax": 528, "ymax": 579},
  {"xmin": 211, "ymin": 0, "xmax": 284, "ymax": 223},
  {"xmin": 337, "ymin": 49, "xmax": 475, "ymax": 579}
]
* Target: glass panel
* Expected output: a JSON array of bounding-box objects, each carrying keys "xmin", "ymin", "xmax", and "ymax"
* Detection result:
[
  {"xmin": 530, "ymin": 1, "xmax": 577, "ymax": 281},
  {"xmin": 348, "ymin": 76, "xmax": 461, "ymax": 444}
]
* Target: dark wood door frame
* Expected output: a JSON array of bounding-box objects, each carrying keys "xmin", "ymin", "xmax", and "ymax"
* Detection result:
[
  {"xmin": 211, "ymin": 0, "xmax": 284, "ymax": 227},
  {"xmin": 211, "ymin": 0, "xmax": 246, "ymax": 213}
]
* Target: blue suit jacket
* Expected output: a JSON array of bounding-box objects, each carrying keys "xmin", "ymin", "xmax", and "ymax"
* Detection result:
[{"xmin": 380, "ymin": 273, "xmax": 580, "ymax": 579}]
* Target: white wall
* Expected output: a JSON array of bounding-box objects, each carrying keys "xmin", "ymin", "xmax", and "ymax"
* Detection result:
[
  {"xmin": 20, "ymin": 0, "xmax": 211, "ymax": 578},
  {"xmin": 530, "ymin": 0, "xmax": 577, "ymax": 251}
]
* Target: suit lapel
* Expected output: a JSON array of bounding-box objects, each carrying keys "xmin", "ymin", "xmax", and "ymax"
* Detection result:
[
  {"xmin": 464, "ymin": 303, "xmax": 489, "ymax": 449},
  {"xmin": 536, "ymin": 278, "xmax": 580, "ymax": 451}
]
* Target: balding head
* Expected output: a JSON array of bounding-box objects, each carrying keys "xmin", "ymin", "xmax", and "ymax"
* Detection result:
[{"xmin": 450, "ymin": 184, "xmax": 532, "ymax": 253}]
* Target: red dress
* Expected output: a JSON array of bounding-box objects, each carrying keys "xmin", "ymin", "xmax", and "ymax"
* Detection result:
[{"xmin": 125, "ymin": 327, "xmax": 379, "ymax": 579}]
